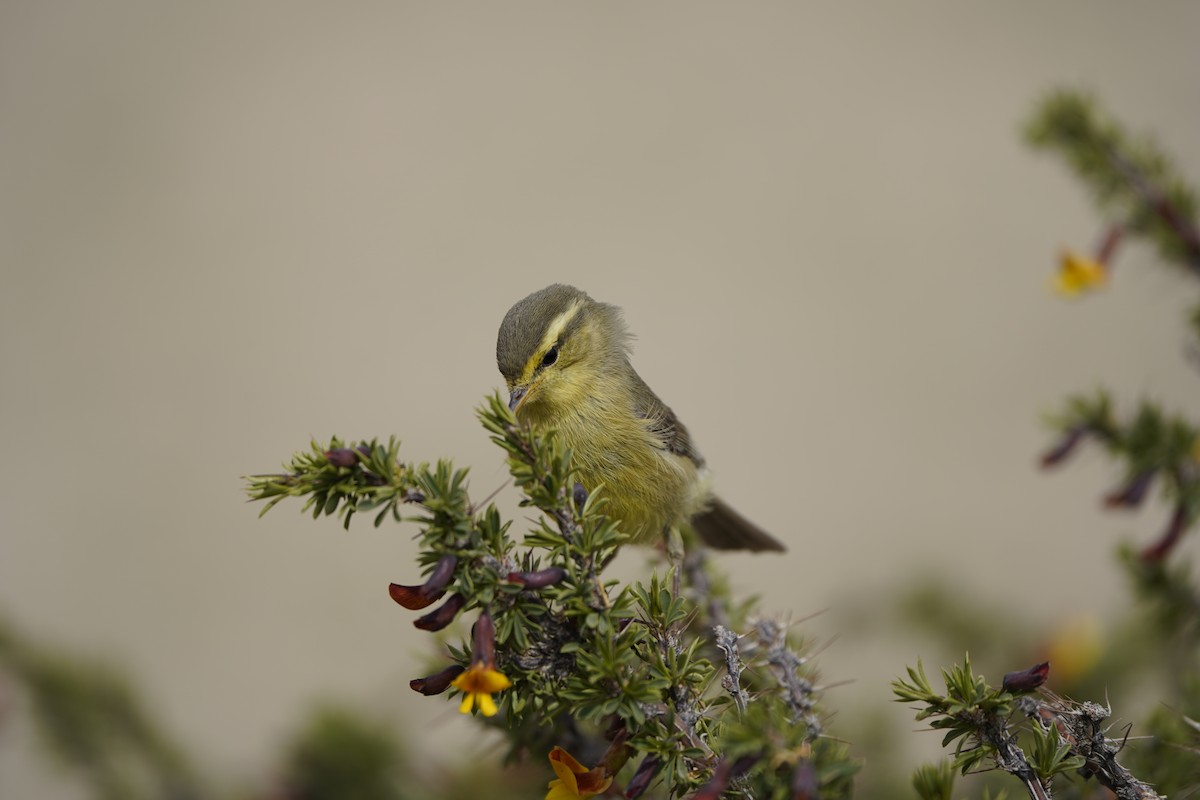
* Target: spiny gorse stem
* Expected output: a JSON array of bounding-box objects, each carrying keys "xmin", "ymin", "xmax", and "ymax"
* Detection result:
[{"xmin": 246, "ymin": 393, "xmax": 858, "ymax": 798}]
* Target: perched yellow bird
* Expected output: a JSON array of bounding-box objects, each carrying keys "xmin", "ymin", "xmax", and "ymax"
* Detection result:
[{"xmin": 496, "ymin": 284, "xmax": 784, "ymax": 553}]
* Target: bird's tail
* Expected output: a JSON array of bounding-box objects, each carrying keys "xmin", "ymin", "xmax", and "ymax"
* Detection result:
[{"xmin": 690, "ymin": 496, "xmax": 785, "ymax": 552}]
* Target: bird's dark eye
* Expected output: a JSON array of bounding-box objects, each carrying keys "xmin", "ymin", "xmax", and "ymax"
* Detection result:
[{"xmin": 541, "ymin": 346, "xmax": 559, "ymax": 367}]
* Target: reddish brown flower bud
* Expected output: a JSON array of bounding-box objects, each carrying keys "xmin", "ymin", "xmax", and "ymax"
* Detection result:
[
  {"xmin": 790, "ymin": 758, "xmax": 819, "ymax": 800},
  {"xmin": 413, "ymin": 593, "xmax": 465, "ymax": 631},
  {"xmin": 324, "ymin": 448, "xmax": 358, "ymax": 468},
  {"xmin": 599, "ymin": 724, "xmax": 630, "ymax": 777},
  {"xmin": 1002, "ymin": 661, "xmax": 1050, "ymax": 693},
  {"xmin": 471, "ymin": 611, "xmax": 496, "ymax": 666},
  {"xmin": 1095, "ymin": 223, "xmax": 1124, "ymax": 265},
  {"xmin": 624, "ymin": 754, "xmax": 661, "ymax": 799},
  {"xmin": 389, "ymin": 555, "xmax": 458, "ymax": 610},
  {"xmin": 1103, "ymin": 469, "xmax": 1155, "ymax": 509},
  {"xmin": 506, "ymin": 567, "xmax": 568, "ymax": 589},
  {"xmin": 388, "ymin": 583, "xmax": 444, "ymax": 610},
  {"xmin": 424, "ymin": 554, "xmax": 458, "ymax": 594},
  {"xmin": 1040, "ymin": 425, "xmax": 1088, "ymax": 468},
  {"xmin": 1141, "ymin": 504, "xmax": 1191, "ymax": 564},
  {"xmin": 409, "ymin": 664, "xmax": 465, "ymax": 696}
]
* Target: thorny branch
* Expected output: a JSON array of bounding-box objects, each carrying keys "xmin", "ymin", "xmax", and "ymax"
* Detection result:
[
  {"xmin": 714, "ymin": 626, "xmax": 749, "ymax": 715},
  {"xmin": 754, "ymin": 619, "xmax": 822, "ymax": 741},
  {"xmin": 1032, "ymin": 694, "xmax": 1163, "ymax": 800}
]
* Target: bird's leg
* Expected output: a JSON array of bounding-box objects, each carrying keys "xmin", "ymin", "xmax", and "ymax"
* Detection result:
[{"xmin": 665, "ymin": 526, "xmax": 685, "ymax": 597}]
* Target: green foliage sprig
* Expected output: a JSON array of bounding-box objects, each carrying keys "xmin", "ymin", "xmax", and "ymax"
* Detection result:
[
  {"xmin": 1026, "ymin": 90, "xmax": 1200, "ymax": 271},
  {"xmin": 1023, "ymin": 90, "xmax": 1200, "ymax": 796},
  {"xmin": 1030, "ymin": 93, "xmax": 1200, "ymax": 570},
  {"xmin": 281, "ymin": 707, "xmax": 407, "ymax": 800},
  {"xmin": 0, "ymin": 616, "xmax": 200, "ymax": 800},
  {"xmin": 893, "ymin": 657, "xmax": 1159, "ymax": 799},
  {"xmin": 247, "ymin": 436, "xmax": 423, "ymax": 529},
  {"xmin": 246, "ymin": 393, "xmax": 858, "ymax": 799},
  {"xmin": 1041, "ymin": 391, "xmax": 1200, "ymax": 564}
]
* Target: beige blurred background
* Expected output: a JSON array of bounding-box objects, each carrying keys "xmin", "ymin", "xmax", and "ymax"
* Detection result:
[{"xmin": 3, "ymin": 1, "xmax": 1199, "ymax": 795}]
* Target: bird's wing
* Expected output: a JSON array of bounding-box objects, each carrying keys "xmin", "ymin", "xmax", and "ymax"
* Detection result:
[{"xmin": 630, "ymin": 373, "xmax": 706, "ymax": 468}]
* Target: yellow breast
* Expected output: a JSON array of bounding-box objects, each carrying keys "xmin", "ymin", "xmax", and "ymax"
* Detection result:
[{"xmin": 517, "ymin": 374, "xmax": 702, "ymax": 544}]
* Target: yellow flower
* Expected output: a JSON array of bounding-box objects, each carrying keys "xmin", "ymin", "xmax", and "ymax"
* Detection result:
[
  {"xmin": 545, "ymin": 746, "xmax": 613, "ymax": 800},
  {"xmin": 1044, "ymin": 614, "xmax": 1102, "ymax": 685},
  {"xmin": 1054, "ymin": 249, "xmax": 1108, "ymax": 297},
  {"xmin": 450, "ymin": 662, "xmax": 511, "ymax": 717}
]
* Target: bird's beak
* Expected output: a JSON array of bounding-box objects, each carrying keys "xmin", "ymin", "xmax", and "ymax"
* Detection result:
[{"xmin": 507, "ymin": 386, "xmax": 527, "ymax": 412}]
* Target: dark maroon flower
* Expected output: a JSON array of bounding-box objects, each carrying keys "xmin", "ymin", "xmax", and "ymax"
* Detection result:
[
  {"xmin": 624, "ymin": 754, "xmax": 661, "ymax": 799},
  {"xmin": 790, "ymin": 758, "xmax": 819, "ymax": 800},
  {"xmin": 389, "ymin": 555, "xmax": 458, "ymax": 610},
  {"xmin": 1142, "ymin": 504, "xmax": 1191, "ymax": 564},
  {"xmin": 506, "ymin": 567, "xmax": 568, "ymax": 589},
  {"xmin": 1095, "ymin": 223, "xmax": 1124, "ymax": 265},
  {"xmin": 470, "ymin": 611, "xmax": 496, "ymax": 667},
  {"xmin": 324, "ymin": 448, "xmax": 358, "ymax": 468},
  {"xmin": 1040, "ymin": 425, "xmax": 1088, "ymax": 468},
  {"xmin": 388, "ymin": 583, "xmax": 443, "ymax": 610},
  {"xmin": 1103, "ymin": 469, "xmax": 1155, "ymax": 508},
  {"xmin": 1002, "ymin": 661, "xmax": 1050, "ymax": 693},
  {"xmin": 409, "ymin": 664, "xmax": 465, "ymax": 696},
  {"xmin": 413, "ymin": 593, "xmax": 466, "ymax": 631},
  {"xmin": 423, "ymin": 555, "xmax": 459, "ymax": 593}
]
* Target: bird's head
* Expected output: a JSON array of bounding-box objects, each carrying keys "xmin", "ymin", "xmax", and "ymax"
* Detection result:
[{"xmin": 496, "ymin": 284, "xmax": 630, "ymax": 420}]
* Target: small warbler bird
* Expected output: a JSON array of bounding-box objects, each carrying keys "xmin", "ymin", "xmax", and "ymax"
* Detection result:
[{"xmin": 496, "ymin": 284, "xmax": 784, "ymax": 553}]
